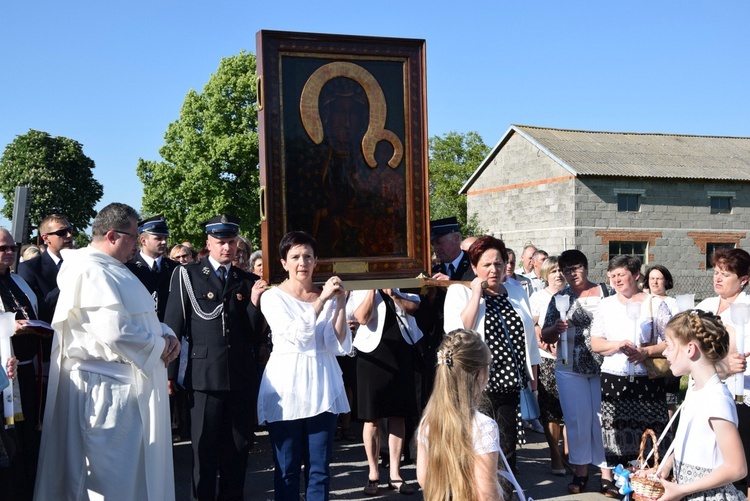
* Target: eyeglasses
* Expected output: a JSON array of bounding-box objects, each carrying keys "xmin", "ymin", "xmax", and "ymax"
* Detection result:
[
  {"xmin": 0, "ymin": 245, "xmax": 18, "ymax": 253},
  {"xmin": 45, "ymin": 226, "xmax": 73, "ymax": 237},
  {"xmin": 113, "ymin": 230, "xmax": 138, "ymax": 240},
  {"xmin": 562, "ymin": 265, "xmax": 585, "ymax": 275},
  {"xmin": 172, "ymin": 254, "xmax": 190, "ymax": 260}
]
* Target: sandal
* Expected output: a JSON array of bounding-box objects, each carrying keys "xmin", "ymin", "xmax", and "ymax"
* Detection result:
[
  {"xmin": 600, "ymin": 478, "xmax": 620, "ymax": 498},
  {"xmin": 363, "ymin": 478, "xmax": 379, "ymax": 496},
  {"xmin": 388, "ymin": 480, "xmax": 415, "ymax": 495},
  {"xmin": 567, "ymin": 475, "xmax": 588, "ymax": 494}
]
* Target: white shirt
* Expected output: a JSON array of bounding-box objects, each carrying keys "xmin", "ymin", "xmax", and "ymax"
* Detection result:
[
  {"xmin": 591, "ymin": 295, "xmax": 668, "ymax": 377},
  {"xmin": 673, "ymin": 375, "xmax": 737, "ymax": 471},
  {"xmin": 139, "ymin": 251, "xmax": 162, "ymax": 271},
  {"xmin": 530, "ymin": 289, "xmax": 555, "ymax": 360},
  {"xmin": 348, "ymin": 289, "xmax": 422, "ymax": 353},
  {"xmin": 257, "ymin": 287, "xmax": 352, "ymax": 424}
]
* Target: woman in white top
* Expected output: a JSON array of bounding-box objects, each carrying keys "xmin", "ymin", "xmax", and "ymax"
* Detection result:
[
  {"xmin": 417, "ymin": 329, "xmax": 503, "ymax": 501},
  {"xmin": 695, "ymin": 247, "xmax": 750, "ymax": 497},
  {"xmin": 529, "ymin": 256, "xmax": 567, "ymax": 475},
  {"xmin": 647, "ymin": 310, "xmax": 746, "ymax": 500},
  {"xmin": 257, "ymin": 231, "xmax": 352, "ymax": 500},
  {"xmin": 590, "ymin": 255, "xmax": 671, "ymax": 496},
  {"xmin": 444, "ymin": 235, "xmax": 540, "ymax": 475}
]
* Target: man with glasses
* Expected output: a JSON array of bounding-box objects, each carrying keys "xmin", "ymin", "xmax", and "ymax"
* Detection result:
[
  {"xmin": 17, "ymin": 214, "xmax": 73, "ymax": 323},
  {"xmin": 126, "ymin": 214, "xmax": 178, "ymax": 321},
  {"xmin": 0, "ymin": 227, "xmax": 46, "ymax": 499},
  {"xmin": 35, "ymin": 203, "xmax": 180, "ymax": 500}
]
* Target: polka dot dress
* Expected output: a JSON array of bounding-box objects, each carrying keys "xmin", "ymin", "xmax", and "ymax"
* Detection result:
[{"xmin": 484, "ymin": 293, "xmax": 528, "ymax": 394}]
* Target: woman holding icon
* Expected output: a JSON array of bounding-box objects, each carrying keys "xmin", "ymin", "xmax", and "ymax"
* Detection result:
[{"xmin": 541, "ymin": 249, "xmax": 614, "ymax": 495}]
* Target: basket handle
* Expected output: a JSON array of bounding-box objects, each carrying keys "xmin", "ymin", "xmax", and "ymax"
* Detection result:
[{"xmin": 636, "ymin": 428, "xmax": 659, "ymax": 469}]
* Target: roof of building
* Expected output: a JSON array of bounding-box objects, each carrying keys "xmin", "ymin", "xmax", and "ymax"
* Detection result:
[{"xmin": 460, "ymin": 125, "xmax": 750, "ymax": 193}]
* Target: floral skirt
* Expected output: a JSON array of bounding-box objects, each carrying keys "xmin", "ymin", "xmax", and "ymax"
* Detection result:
[
  {"xmin": 600, "ymin": 373, "xmax": 670, "ymax": 466},
  {"xmin": 674, "ymin": 460, "xmax": 746, "ymax": 500},
  {"xmin": 537, "ymin": 358, "xmax": 563, "ymax": 423}
]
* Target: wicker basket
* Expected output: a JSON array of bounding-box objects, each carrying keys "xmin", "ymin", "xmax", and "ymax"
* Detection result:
[{"xmin": 630, "ymin": 429, "xmax": 666, "ymax": 501}]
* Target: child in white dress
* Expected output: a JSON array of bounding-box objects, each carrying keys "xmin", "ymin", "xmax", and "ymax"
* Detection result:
[
  {"xmin": 651, "ymin": 310, "xmax": 747, "ymax": 500},
  {"xmin": 417, "ymin": 329, "xmax": 503, "ymax": 501}
]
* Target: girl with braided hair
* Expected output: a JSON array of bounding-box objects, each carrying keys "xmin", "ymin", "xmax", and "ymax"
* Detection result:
[
  {"xmin": 650, "ymin": 310, "xmax": 747, "ymax": 500},
  {"xmin": 416, "ymin": 329, "xmax": 504, "ymax": 501}
]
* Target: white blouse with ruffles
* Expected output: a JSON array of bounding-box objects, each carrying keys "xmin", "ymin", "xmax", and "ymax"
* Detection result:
[{"xmin": 257, "ymin": 287, "xmax": 352, "ymax": 424}]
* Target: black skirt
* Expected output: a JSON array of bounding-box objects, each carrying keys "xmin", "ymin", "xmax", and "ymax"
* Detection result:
[{"xmin": 356, "ymin": 296, "xmax": 418, "ymax": 420}]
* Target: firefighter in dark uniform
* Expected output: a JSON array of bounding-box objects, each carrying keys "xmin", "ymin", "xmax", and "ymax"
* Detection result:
[
  {"xmin": 125, "ymin": 214, "xmax": 178, "ymax": 321},
  {"xmin": 164, "ymin": 215, "xmax": 266, "ymax": 501}
]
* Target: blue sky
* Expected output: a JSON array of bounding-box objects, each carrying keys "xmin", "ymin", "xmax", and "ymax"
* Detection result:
[{"xmin": 2, "ymin": 1, "xmax": 749, "ymax": 230}]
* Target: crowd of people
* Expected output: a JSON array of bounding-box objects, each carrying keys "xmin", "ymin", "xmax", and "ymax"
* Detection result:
[{"xmin": 1, "ymin": 208, "xmax": 749, "ymax": 500}]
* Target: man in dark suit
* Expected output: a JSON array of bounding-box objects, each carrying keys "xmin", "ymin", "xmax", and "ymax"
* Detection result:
[
  {"xmin": 17, "ymin": 214, "xmax": 74, "ymax": 322},
  {"xmin": 164, "ymin": 215, "xmax": 265, "ymax": 501},
  {"xmin": 125, "ymin": 215, "xmax": 178, "ymax": 321}
]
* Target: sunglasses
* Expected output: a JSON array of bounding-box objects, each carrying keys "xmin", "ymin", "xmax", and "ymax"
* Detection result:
[
  {"xmin": 0, "ymin": 245, "xmax": 18, "ymax": 253},
  {"xmin": 45, "ymin": 226, "xmax": 73, "ymax": 237}
]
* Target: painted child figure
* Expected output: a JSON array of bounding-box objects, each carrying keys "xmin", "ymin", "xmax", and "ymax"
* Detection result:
[{"xmin": 651, "ymin": 310, "xmax": 747, "ymax": 500}]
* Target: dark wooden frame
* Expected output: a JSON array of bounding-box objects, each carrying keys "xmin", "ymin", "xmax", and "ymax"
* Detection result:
[{"xmin": 257, "ymin": 30, "xmax": 430, "ymax": 284}]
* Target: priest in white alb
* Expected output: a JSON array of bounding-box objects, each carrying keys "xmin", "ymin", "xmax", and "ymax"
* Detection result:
[{"xmin": 34, "ymin": 203, "xmax": 181, "ymax": 501}]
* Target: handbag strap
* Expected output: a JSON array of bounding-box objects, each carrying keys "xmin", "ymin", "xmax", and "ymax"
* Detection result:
[
  {"xmin": 495, "ymin": 304, "xmax": 526, "ymax": 390},
  {"xmin": 649, "ymin": 296, "xmax": 656, "ymax": 345},
  {"xmin": 497, "ymin": 447, "xmax": 532, "ymax": 501},
  {"xmin": 379, "ymin": 290, "xmax": 417, "ymax": 345}
]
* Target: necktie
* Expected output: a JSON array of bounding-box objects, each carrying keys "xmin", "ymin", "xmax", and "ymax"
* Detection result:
[
  {"xmin": 151, "ymin": 261, "xmax": 159, "ymax": 273},
  {"xmin": 218, "ymin": 266, "xmax": 227, "ymax": 285},
  {"xmin": 448, "ymin": 263, "xmax": 456, "ymax": 279},
  {"xmin": 57, "ymin": 259, "xmax": 63, "ymax": 270}
]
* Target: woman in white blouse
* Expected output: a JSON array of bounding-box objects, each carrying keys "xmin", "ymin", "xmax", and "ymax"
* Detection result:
[
  {"xmin": 417, "ymin": 329, "xmax": 503, "ymax": 501},
  {"xmin": 256, "ymin": 231, "xmax": 352, "ymax": 500},
  {"xmin": 590, "ymin": 255, "xmax": 671, "ymax": 497},
  {"xmin": 695, "ymin": 247, "xmax": 750, "ymax": 497}
]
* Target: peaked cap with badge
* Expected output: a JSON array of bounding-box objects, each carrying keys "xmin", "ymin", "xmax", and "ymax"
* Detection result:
[
  {"xmin": 138, "ymin": 214, "xmax": 170, "ymax": 235},
  {"xmin": 202, "ymin": 214, "xmax": 240, "ymax": 239}
]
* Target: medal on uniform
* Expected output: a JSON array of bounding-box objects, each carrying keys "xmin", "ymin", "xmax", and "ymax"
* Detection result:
[
  {"xmin": 207, "ymin": 292, "xmax": 215, "ymax": 299},
  {"xmin": 236, "ymin": 293, "xmax": 243, "ymax": 301}
]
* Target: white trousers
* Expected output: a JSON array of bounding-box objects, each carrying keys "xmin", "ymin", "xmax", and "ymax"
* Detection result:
[{"xmin": 556, "ymin": 370, "xmax": 606, "ymax": 467}]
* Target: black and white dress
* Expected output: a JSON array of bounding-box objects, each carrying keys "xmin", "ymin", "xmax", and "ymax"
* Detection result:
[{"xmin": 484, "ymin": 292, "xmax": 528, "ymax": 446}]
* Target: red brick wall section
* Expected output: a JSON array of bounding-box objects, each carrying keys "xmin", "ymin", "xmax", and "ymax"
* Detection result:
[
  {"xmin": 595, "ymin": 230, "xmax": 663, "ymax": 262},
  {"xmin": 687, "ymin": 231, "xmax": 747, "ymax": 270}
]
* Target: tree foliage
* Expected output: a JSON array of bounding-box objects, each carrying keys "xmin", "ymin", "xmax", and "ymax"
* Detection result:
[
  {"xmin": 0, "ymin": 129, "xmax": 103, "ymax": 241},
  {"xmin": 428, "ymin": 131, "xmax": 490, "ymax": 236},
  {"xmin": 137, "ymin": 50, "xmax": 260, "ymax": 246}
]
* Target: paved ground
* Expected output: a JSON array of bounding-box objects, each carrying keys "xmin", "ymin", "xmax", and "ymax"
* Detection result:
[{"xmin": 173, "ymin": 421, "xmax": 609, "ymax": 500}]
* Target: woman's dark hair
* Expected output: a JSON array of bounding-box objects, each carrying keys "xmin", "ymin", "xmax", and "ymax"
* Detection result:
[
  {"xmin": 644, "ymin": 264, "xmax": 674, "ymax": 290},
  {"xmin": 607, "ymin": 254, "xmax": 641, "ymax": 276},
  {"xmin": 557, "ymin": 249, "xmax": 588, "ymax": 271},
  {"xmin": 467, "ymin": 235, "xmax": 508, "ymax": 267},
  {"xmin": 712, "ymin": 247, "xmax": 750, "ymax": 279},
  {"xmin": 279, "ymin": 231, "xmax": 318, "ymax": 260}
]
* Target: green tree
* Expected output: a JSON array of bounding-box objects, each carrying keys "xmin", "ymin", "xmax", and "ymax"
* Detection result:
[
  {"xmin": 0, "ymin": 129, "xmax": 103, "ymax": 241},
  {"xmin": 428, "ymin": 131, "xmax": 490, "ymax": 236},
  {"xmin": 137, "ymin": 51, "xmax": 260, "ymax": 246}
]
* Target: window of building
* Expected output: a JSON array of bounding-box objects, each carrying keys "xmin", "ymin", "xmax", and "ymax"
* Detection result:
[
  {"xmin": 609, "ymin": 241, "xmax": 648, "ymax": 264},
  {"xmin": 710, "ymin": 196, "xmax": 732, "ymax": 214},
  {"xmin": 706, "ymin": 242, "xmax": 736, "ymax": 268},
  {"xmin": 617, "ymin": 193, "xmax": 640, "ymax": 212}
]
